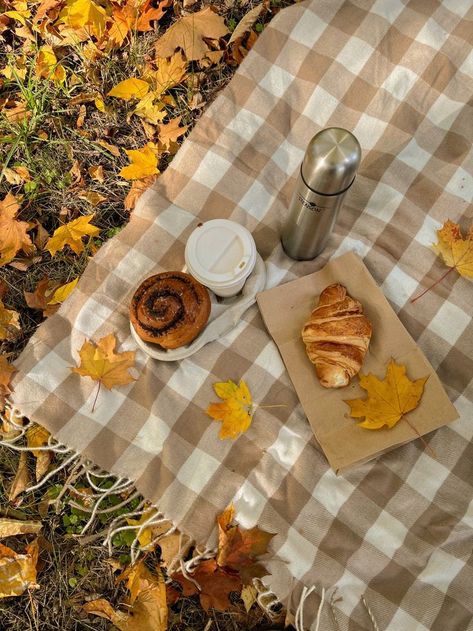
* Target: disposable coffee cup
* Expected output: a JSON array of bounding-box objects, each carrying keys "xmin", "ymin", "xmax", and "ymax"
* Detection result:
[{"xmin": 185, "ymin": 219, "xmax": 257, "ymax": 298}]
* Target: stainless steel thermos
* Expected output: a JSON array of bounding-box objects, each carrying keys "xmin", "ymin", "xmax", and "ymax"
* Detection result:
[{"xmin": 281, "ymin": 127, "xmax": 361, "ymax": 260}]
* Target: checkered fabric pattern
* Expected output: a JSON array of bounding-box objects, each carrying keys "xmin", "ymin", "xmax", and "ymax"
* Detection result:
[{"xmin": 11, "ymin": 1, "xmax": 473, "ymax": 628}]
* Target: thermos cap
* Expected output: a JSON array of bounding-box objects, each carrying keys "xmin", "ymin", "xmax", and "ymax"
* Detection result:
[{"xmin": 301, "ymin": 127, "xmax": 361, "ymax": 195}]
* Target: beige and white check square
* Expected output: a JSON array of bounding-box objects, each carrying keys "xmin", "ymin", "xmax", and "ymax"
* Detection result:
[{"xmin": 11, "ymin": 1, "xmax": 473, "ymax": 628}]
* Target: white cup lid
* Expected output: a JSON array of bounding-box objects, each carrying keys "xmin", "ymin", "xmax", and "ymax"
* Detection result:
[{"xmin": 185, "ymin": 219, "xmax": 256, "ymax": 287}]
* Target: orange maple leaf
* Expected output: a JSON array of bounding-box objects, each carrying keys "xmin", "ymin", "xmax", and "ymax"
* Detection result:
[{"xmin": 0, "ymin": 193, "xmax": 33, "ymax": 266}]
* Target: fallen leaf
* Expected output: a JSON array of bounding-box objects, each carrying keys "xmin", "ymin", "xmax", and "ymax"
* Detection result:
[
  {"xmin": 77, "ymin": 190, "xmax": 106, "ymax": 206},
  {"xmin": 207, "ymin": 380, "xmax": 253, "ymax": 440},
  {"xmin": 71, "ymin": 333, "xmax": 136, "ymax": 410},
  {"xmin": 124, "ymin": 175, "xmax": 157, "ymax": 211},
  {"xmin": 0, "ymin": 356, "xmax": 16, "ymax": 397},
  {"xmin": 2, "ymin": 168, "xmax": 23, "ymax": 186},
  {"xmin": 135, "ymin": 0, "xmax": 171, "ymax": 31},
  {"xmin": 8, "ymin": 452, "xmax": 30, "ymax": 501},
  {"xmin": 46, "ymin": 215, "xmax": 100, "ymax": 256},
  {"xmin": 96, "ymin": 139, "xmax": 121, "ymax": 157},
  {"xmin": 154, "ymin": 6, "xmax": 229, "ymax": 62},
  {"xmin": 27, "ymin": 425, "xmax": 52, "ymax": 482},
  {"xmin": 433, "ymin": 219, "xmax": 473, "ymax": 279},
  {"xmin": 345, "ymin": 359, "xmax": 428, "ymax": 430},
  {"xmin": 0, "ymin": 518, "xmax": 42, "ymax": 538},
  {"xmin": 0, "ymin": 538, "xmax": 39, "ymax": 598},
  {"xmin": 125, "ymin": 509, "xmax": 169, "ymax": 548},
  {"xmin": 241, "ymin": 584, "xmax": 257, "ymax": 612},
  {"xmin": 0, "ymin": 192, "xmax": 33, "ymax": 266},
  {"xmin": 35, "ymin": 44, "xmax": 66, "ymax": 82},
  {"xmin": 59, "ymin": 0, "xmax": 107, "ymax": 39},
  {"xmin": 24, "ymin": 278, "xmax": 60, "ymax": 316},
  {"xmin": 0, "ymin": 301, "xmax": 21, "ymax": 341},
  {"xmin": 84, "ymin": 561, "xmax": 167, "ymax": 631},
  {"xmin": 158, "ymin": 531, "xmax": 184, "ymax": 568},
  {"xmin": 76, "ymin": 103, "xmax": 86, "ymax": 128},
  {"xmin": 217, "ymin": 504, "xmax": 274, "ymax": 584},
  {"xmin": 157, "ymin": 116, "xmax": 189, "ymax": 152},
  {"xmin": 133, "ymin": 93, "xmax": 166, "ymax": 125},
  {"xmin": 173, "ymin": 559, "xmax": 241, "ymax": 611},
  {"xmin": 228, "ymin": 1, "xmax": 269, "ymax": 45},
  {"xmin": 108, "ymin": 78, "xmax": 149, "ymax": 101},
  {"xmin": 88, "ymin": 165, "xmax": 104, "ymax": 182},
  {"xmin": 69, "ymin": 159, "xmax": 84, "ymax": 185},
  {"xmin": 120, "ymin": 144, "xmax": 159, "ymax": 180},
  {"xmin": 153, "ymin": 52, "xmax": 188, "ymax": 95},
  {"xmin": 47, "ymin": 277, "xmax": 79, "ymax": 305}
]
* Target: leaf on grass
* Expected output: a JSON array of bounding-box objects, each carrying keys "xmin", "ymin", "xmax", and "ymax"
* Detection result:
[
  {"xmin": 120, "ymin": 144, "xmax": 159, "ymax": 181},
  {"xmin": 71, "ymin": 333, "xmax": 136, "ymax": 391},
  {"xmin": 133, "ymin": 93, "xmax": 167, "ymax": 126},
  {"xmin": 84, "ymin": 561, "xmax": 167, "ymax": 631},
  {"xmin": 157, "ymin": 116, "xmax": 189, "ymax": 152},
  {"xmin": 345, "ymin": 359, "xmax": 428, "ymax": 430},
  {"xmin": 228, "ymin": 0, "xmax": 269, "ymax": 45},
  {"xmin": 0, "ymin": 301, "xmax": 21, "ymax": 341},
  {"xmin": 96, "ymin": 139, "xmax": 121, "ymax": 157},
  {"xmin": 207, "ymin": 380, "xmax": 253, "ymax": 440},
  {"xmin": 59, "ymin": 0, "xmax": 107, "ymax": 39},
  {"xmin": 153, "ymin": 52, "xmax": 188, "ymax": 96},
  {"xmin": 108, "ymin": 78, "xmax": 149, "ymax": 101},
  {"xmin": 154, "ymin": 7, "xmax": 229, "ymax": 62},
  {"xmin": 24, "ymin": 277, "xmax": 60, "ymax": 317},
  {"xmin": 173, "ymin": 559, "xmax": 241, "ymax": 612},
  {"xmin": 88, "ymin": 165, "xmax": 104, "ymax": 182},
  {"xmin": 432, "ymin": 219, "xmax": 473, "ymax": 279},
  {"xmin": 0, "ymin": 356, "xmax": 16, "ymax": 397},
  {"xmin": 217, "ymin": 503, "xmax": 274, "ymax": 584},
  {"xmin": 0, "ymin": 538, "xmax": 39, "ymax": 598},
  {"xmin": 8, "ymin": 452, "xmax": 30, "ymax": 501},
  {"xmin": 77, "ymin": 190, "xmax": 106, "ymax": 206},
  {"xmin": 125, "ymin": 509, "xmax": 166, "ymax": 548},
  {"xmin": 0, "ymin": 193, "xmax": 33, "ymax": 266},
  {"xmin": 135, "ymin": 0, "xmax": 171, "ymax": 32},
  {"xmin": 47, "ymin": 277, "xmax": 79, "ymax": 305},
  {"xmin": 35, "ymin": 44, "xmax": 66, "ymax": 82},
  {"xmin": 27, "ymin": 425, "xmax": 52, "ymax": 482},
  {"xmin": 0, "ymin": 518, "xmax": 42, "ymax": 538},
  {"xmin": 46, "ymin": 215, "xmax": 100, "ymax": 256}
]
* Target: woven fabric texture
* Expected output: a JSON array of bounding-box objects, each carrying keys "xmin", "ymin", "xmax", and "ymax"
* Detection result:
[{"xmin": 11, "ymin": 1, "xmax": 473, "ymax": 629}]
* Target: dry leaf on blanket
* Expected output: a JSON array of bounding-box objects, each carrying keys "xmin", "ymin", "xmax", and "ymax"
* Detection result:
[
  {"xmin": 71, "ymin": 333, "xmax": 136, "ymax": 411},
  {"xmin": 154, "ymin": 7, "xmax": 229, "ymax": 62},
  {"xmin": 345, "ymin": 359, "xmax": 428, "ymax": 430},
  {"xmin": 120, "ymin": 144, "xmax": 160, "ymax": 180},
  {"xmin": 108, "ymin": 78, "xmax": 150, "ymax": 101},
  {"xmin": 0, "ymin": 192, "xmax": 33, "ymax": 266},
  {"xmin": 83, "ymin": 560, "xmax": 167, "ymax": 631},
  {"xmin": 0, "ymin": 538, "xmax": 40, "ymax": 597},
  {"xmin": 46, "ymin": 215, "xmax": 100, "ymax": 256},
  {"xmin": 172, "ymin": 559, "xmax": 242, "ymax": 611},
  {"xmin": 0, "ymin": 355, "xmax": 16, "ymax": 397},
  {"xmin": 412, "ymin": 219, "xmax": 473, "ymax": 302},
  {"xmin": 217, "ymin": 503, "xmax": 275, "ymax": 584},
  {"xmin": 207, "ymin": 380, "xmax": 253, "ymax": 440}
]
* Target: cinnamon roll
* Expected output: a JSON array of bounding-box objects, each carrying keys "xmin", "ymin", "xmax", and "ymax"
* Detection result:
[{"xmin": 130, "ymin": 272, "xmax": 211, "ymax": 349}]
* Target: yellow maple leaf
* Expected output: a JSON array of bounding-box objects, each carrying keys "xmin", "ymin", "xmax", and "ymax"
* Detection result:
[
  {"xmin": 47, "ymin": 277, "xmax": 79, "ymax": 305},
  {"xmin": 108, "ymin": 78, "xmax": 150, "ymax": 101},
  {"xmin": 0, "ymin": 301, "xmax": 21, "ymax": 341},
  {"xmin": 207, "ymin": 380, "xmax": 253, "ymax": 440},
  {"xmin": 0, "ymin": 538, "xmax": 40, "ymax": 598},
  {"xmin": 59, "ymin": 0, "xmax": 107, "ymax": 39},
  {"xmin": 157, "ymin": 116, "xmax": 189, "ymax": 152},
  {"xmin": 71, "ymin": 333, "xmax": 136, "ymax": 410},
  {"xmin": 0, "ymin": 193, "xmax": 33, "ymax": 267},
  {"xmin": 133, "ymin": 92, "xmax": 166, "ymax": 125},
  {"xmin": 345, "ymin": 359, "xmax": 428, "ymax": 430},
  {"xmin": 35, "ymin": 45, "xmax": 66, "ymax": 82},
  {"xmin": 120, "ymin": 143, "xmax": 159, "ymax": 180},
  {"xmin": 46, "ymin": 215, "xmax": 100, "ymax": 256},
  {"xmin": 26, "ymin": 424, "xmax": 52, "ymax": 481},
  {"xmin": 433, "ymin": 219, "xmax": 473, "ymax": 279},
  {"xmin": 0, "ymin": 355, "xmax": 16, "ymax": 397},
  {"xmin": 153, "ymin": 52, "xmax": 187, "ymax": 96}
]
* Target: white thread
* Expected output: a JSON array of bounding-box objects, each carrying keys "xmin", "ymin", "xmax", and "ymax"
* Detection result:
[
  {"xmin": 25, "ymin": 452, "xmax": 80, "ymax": 492},
  {"xmin": 295, "ymin": 585, "xmax": 316, "ymax": 631},
  {"xmin": 362, "ymin": 595, "xmax": 380, "ymax": 631},
  {"xmin": 314, "ymin": 586, "xmax": 325, "ymax": 631},
  {"xmin": 179, "ymin": 557, "xmax": 201, "ymax": 589}
]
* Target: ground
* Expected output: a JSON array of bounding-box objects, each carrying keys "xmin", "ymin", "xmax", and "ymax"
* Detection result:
[{"xmin": 0, "ymin": 1, "xmax": 295, "ymax": 629}]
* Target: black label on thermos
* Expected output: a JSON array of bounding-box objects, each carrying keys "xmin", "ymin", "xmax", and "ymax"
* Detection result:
[{"xmin": 297, "ymin": 193, "xmax": 327, "ymax": 213}]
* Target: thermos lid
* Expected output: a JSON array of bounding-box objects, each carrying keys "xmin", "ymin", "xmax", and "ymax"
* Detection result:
[{"xmin": 301, "ymin": 127, "xmax": 361, "ymax": 195}]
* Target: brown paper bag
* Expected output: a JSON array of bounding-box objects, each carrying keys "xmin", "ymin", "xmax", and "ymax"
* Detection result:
[{"xmin": 256, "ymin": 251, "xmax": 458, "ymax": 472}]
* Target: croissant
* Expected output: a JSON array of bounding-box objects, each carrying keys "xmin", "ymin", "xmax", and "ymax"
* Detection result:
[
  {"xmin": 130, "ymin": 272, "xmax": 211, "ymax": 349},
  {"xmin": 301, "ymin": 284, "xmax": 372, "ymax": 388}
]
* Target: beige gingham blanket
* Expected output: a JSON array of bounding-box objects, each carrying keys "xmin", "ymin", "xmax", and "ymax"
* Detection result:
[{"xmin": 11, "ymin": 1, "xmax": 473, "ymax": 628}]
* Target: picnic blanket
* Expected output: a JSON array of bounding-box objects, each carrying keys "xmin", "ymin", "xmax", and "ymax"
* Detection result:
[{"xmin": 10, "ymin": 1, "xmax": 473, "ymax": 628}]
